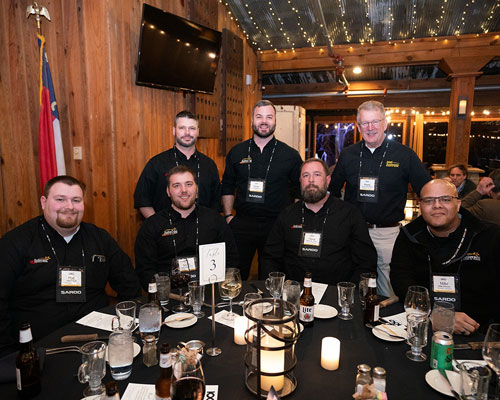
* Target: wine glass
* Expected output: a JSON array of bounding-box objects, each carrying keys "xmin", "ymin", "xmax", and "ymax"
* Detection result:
[
  {"xmin": 171, "ymin": 357, "xmax": 205, "ymax": 400},
  {"xmin": 171, "ymin": 261, "xmax": 191, "ymax": 313},
  {"xmin": 483, "ymin": 323, "xmax": 500, "ymax": 399},
  {"xmin": 406, "ymin": 313, "xmax": 429, "ymax": 362},
  {"xmin": 218, "ymin": 268, "xmax": 242, "ymax": 320},
  {"xmin": 404, "ymin": 286, "xmax": 431, "ymax": 317}
]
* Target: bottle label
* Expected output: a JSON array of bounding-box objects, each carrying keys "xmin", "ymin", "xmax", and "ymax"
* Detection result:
[
  {"xmin": 16, "ymin": 368, "xmax": 21, "ymax": 390},
  {"xmin": 19, "ymin": 328, "xmax": 32, "ymax": 344},
  {"xmin": 299, "ymin": 305, "xmax": 314, "ymax": 322},
  {"xmin": 303, "ymin": 277, "xmax": 312, "ymax": 288},
  {"xmin": 159, "ymin": 353, "xmax": 172, "ymax": 368},
  {"xmin": 374, "ymin": 304, "xmax": 380, "ymax": 321},
  {"xmin": 149, "ymin": 282, "xmax": 158, "ymax": 293},
  {"xmin": 368, "ymin": 278, "xmax": 376, "ymax": 288}
]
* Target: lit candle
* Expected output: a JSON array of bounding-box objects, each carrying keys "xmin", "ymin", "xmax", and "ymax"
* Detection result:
[
  {"xmin": 234, "ymin": 316, "xmax": 248, "ymax": 345},
  {"xmin": 321, "ymin": 337, "xmax": 340, "ymax": 370},
  {"xmin": 260, "ymin": 333, "xmax": 285, "ymax": 391}
]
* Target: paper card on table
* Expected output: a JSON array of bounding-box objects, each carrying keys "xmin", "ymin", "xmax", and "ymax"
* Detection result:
[
  {"xmin": 312, "ymin": 282, "xmax": 328, "ymax": 303},
  {"xmin": 204, "ymin": 385, "xmax": 219, "ymax": 400},
  {"xmin": 121, "ymin": 383, "xmax": 155, "ymax": 400},
  {"xmin": 76, "ymin": 311, "xmax": 115, "ymax": 332},
  {"xmin": 208, "ymin": 310, "xmax": 240, "ymax": 328},
  {"xmin": 199, "ymin": 242, "xmax": 226, "ymax": 286},
  {"xmin": 382, "ymin": 311, "xmax": 407, "ymax": 327}
]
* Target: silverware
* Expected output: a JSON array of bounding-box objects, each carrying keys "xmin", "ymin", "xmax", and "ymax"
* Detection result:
[
  {"xmin": 46, "ymin": 345, "xmax": 81, "ymax": 355},
  {"xmin": 379, "ymin": 317, "xmax": 404, "ymax": 327},
  {"xmin": 372, "ymin": 326, "xmax": 406, "ymax": 340},
  {"xmin": 438, "ymin": 368, "xmax": 463, "ymax": 400}
]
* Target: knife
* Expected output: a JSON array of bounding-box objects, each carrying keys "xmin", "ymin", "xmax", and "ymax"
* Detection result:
[
  {"xmin": 61, "ymin": 334, "xmax": 109, "ymax": 343},
  {"xmin": 379, "ymin": 296, "xmax": 399, "ymax": 308},
  {"xmin": 454, "ymin": 342, "xmax": 483, "ymax": 350}
]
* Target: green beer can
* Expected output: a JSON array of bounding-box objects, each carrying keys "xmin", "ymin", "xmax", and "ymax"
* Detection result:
[{"xmin": 430, "ymin": 331, "xmax": 454, "ymax": 370}]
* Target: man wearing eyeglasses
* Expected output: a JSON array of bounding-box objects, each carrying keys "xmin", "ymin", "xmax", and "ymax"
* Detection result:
[
  {"xmin": 390, "ymin": 179, "xmax": 500, "ymax": 335},
  {"xmin": 329, "ymin": 100, "xmax": 431, "ymax": 297}
]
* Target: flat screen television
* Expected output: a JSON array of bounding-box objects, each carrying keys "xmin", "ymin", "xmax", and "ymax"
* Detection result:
[{"xmin": 136, "ymin": 4, "xmax": 222, "ymax": 94}]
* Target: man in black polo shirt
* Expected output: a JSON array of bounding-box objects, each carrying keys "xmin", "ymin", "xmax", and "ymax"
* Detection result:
[
  {"xmin": 134, "ymin": 110, "xmax": 221, "ymax": 218},
  {"xmin": 262, "ymin": 159, "xmax": 377, "ymax": 284},
  {"xmin": 135, "ymin": 165, "xmax": 238, "ymax": 289},
  {"xmin": 329, "ymin": 100, "xmax": 430, "ymax": 297},
  {"xmin": 222, "ymin": 100, "xmax": 303, "ymax": 280}
]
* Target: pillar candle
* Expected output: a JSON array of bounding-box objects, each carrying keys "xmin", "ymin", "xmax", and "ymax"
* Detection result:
[
  {"xmin": 321, "ymin": 337, "xmax": 340, "ymax": 370},
  {"xmin": 260, "ymin": 333, "xmax": 285, "ymax": 391},
  {"xmin": 234, "ymin": 316, "xmax": 248, "ymax": 345}
]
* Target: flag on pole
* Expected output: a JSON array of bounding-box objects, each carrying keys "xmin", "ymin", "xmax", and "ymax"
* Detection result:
[{"xmin": 38, "ymin": 33, "xmax": 66, "ymax": 193}]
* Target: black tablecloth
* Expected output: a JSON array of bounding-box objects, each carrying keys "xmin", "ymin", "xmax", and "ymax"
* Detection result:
[{"xmin": 0, "ymin": 281, "xmax": 485, "ymax": 399}]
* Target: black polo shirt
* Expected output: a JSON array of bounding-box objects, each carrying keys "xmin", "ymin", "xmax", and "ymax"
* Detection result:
[
  {"xmin": 134, "ymin": 147, "xmax": 221, "ymax": 212},
  {"xmin": 221, "ymin": 137, "xmax": 302, "ymax": 218},
  {"xmin": 329, "ymin": 138, "xmax": 431, "ymax": 225}
]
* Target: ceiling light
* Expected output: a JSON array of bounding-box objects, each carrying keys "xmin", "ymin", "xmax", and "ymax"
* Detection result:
[{"xmin": 353, "ymin": 66, "xmax": 362, "ymax": 74}]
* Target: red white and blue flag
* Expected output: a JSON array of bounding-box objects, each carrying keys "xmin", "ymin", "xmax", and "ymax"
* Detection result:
[{"xmin": 38, "ymin": 33, "xmax": 66, "ymax": 193}]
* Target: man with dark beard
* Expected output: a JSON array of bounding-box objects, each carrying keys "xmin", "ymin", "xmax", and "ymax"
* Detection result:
[
  {"xmin": 262, "ymin": 159, "xmax": 376, "ymax": 285},
  {"xmin": 135, "ymin": 165, "xmax": 238, "ymax": 289},
  {"xmin": 134, "ymin": 110, "xmax": 221, "ymax": 218},
  {"xmin": 221, "ymin": 100, "xmax": 302, "ymax": 279},
  {"xmin": 0, "ymin": 175, "xmax": 141, "ymax": 356}
]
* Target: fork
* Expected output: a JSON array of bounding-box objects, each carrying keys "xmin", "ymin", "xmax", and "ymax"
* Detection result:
[{"xmin": 45, "ymin": 345, "xmax": 81, "ymax": 355}]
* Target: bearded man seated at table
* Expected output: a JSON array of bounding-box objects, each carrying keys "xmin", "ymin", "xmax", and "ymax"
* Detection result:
[
  {"xmin": 390, "ymin": 179, "xmax": 500, "ymax": 335},
  {"xmin": 134, "ymin": 165, "xmax": 238, "ymax": 289},
  {"xmin": 0, "ymin": 176, "xmax": 141, "ymax": 356},
  {"xmin": 262, "ymin": 158, "xmax": 377, "ymax": 285}
]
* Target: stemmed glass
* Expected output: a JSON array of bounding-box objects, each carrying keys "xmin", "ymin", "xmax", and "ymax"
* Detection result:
[
  {"xmin": 170, "ymin": 355, "xmax": 205, "ymax": 400},
  {"xmin": 406, "ymin": 313, "xmax": 429, "ymax": 361},
  {"xmin": 171, "ymin": 261, "xmax": 191, "ymax": 313},
  {"xmin": 483, "ymin": 323, "xmax": 500, "ymax": 399},
  {"xmin": 404, "ymin": 286, "xmax": 431, "ymax": 317},
  {"xmin": 265, "ymin": 271, "xmax": 285, "ymax": 307},
  {"xmin": 337, "ymin": 282, "xmax": 356, "ymax": 320},
  {"xmin": 218, "ymin": 268, "xmax": 242, "ymax": 320}
]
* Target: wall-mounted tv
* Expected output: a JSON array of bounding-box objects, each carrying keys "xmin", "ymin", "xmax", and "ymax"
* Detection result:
[{"xmin": 136, "ymin": 4, "xmax": 222, "ymax": 94}]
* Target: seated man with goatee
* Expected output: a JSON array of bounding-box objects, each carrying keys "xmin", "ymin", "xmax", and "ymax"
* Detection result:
[{"xmin": 262, "ymin": 158, "xmax": 377, "ymax": 285}]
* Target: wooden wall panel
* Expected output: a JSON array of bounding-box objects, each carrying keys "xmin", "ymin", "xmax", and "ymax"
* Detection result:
[{"xmin": 0, "ymin": 0, "xmax": 259, "ymax": 264}]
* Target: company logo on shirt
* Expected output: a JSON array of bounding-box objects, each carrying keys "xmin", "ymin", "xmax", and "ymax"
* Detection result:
[
  {"xmin": 239, "ymin": 157, "xmax": 252, "ymax": 164},
  {"xmin": 386, "ymin": 161, "xmax": 400, "ymax": 168},
  {"xmin": 290, "ymin": 224, "xmax": 302, "ymax": 229},
  {"xmin": 30, "ymin": 256, "xmax": 51, "ymax": 264},
  {"xmin": 463, "ymin": 252, "xmax": 481, "ymax": 262},
  {"xmin": 162, "ymin": 228, "xmax": 178, "ymax": 237}
]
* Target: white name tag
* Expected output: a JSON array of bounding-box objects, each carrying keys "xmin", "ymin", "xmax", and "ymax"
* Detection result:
[
  {"xmin": 359, "ymin": 177, "xmax": 376, "ymax": 191},
  {"xmin": 61, "ymin": 270, "xmax": 82, "ymax": 287},
  {"xmin": 249, "ymin": 180, "xmax": 265, "ymax": 192},
  {"xmin": 303, "ymin": 232, "xmax": 321, "ymax": 246},
  {"xmin": 433, "ymin": 276, "xmax": 456, "ymax": 293}
]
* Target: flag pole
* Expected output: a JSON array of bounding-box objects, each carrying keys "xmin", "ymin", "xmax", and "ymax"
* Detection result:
[{"xmin": 26, "ymin": 2, "xmax": 51, "ymax": 33}]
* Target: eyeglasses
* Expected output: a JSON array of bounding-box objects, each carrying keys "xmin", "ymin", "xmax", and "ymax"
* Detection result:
[
  {"xmin": 358, "ymin": 119, "xmax": 383, "ymax": 129},
  {"xmin": 420, "ymin": 195, "xmax": 458, "ymax": 206}
]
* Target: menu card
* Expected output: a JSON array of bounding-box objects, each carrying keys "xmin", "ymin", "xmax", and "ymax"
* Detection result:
[{"xmin": 121, "ymin": 383, "xmax": 218, "ymax": 400}]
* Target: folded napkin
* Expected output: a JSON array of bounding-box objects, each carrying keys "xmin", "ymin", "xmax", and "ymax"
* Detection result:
[
  {"xmin": 208, "ymin": 310, "xmax": 240, "ymax": 328},
  {"xmin": 376, "ymin": 324, "xmax": 407, "ymax": 339},
  {"xmin": 312, "ymin": 282, "xmax": 328, "ymax": 304},
  {"xmin": 76, "ymin": 311, "xmax": 115, "ymax": 332}
]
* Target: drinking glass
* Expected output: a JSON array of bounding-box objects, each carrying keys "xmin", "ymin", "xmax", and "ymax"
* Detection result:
[
  {"xmin": 218, "ymin": 268, "xmax": 242, "ymax": 320},
  {"xmin": 155, "ymin": 272, "xmax": 171, "ymax": 307},
  {"xmin": 77, "ymin": 341, "xmax": 106, "ymax": 396},
  {"xmin": 483, "ymin": 323, "xmax": 500, "ymax": 399},
  {"xmin": 244, "ymin": 292, "xmax": 263, "ymax": 319},
  {"xmin": 139, "ymin": 303, "xmax": 162, "ymax": 343},
  {"xmin": 406, "ymin": 313, "xmax": 429, "ymax": 362},
  {"xmin": 187, "ymin": 281, "xmax": 205, "ymax": 318},
  {"xmin": 265, "ymin": 272, "xmax": 285, "ymax": 304},
  {"xmin": 459, "ymin": 361, "xmax": 491, "ymax": 400},
  {"xmin": 430, "ymin": 301, "xmax": 455, "ymax": 334},
  {"xmin": 108, "ymin": 331, "xmax": 133, "ymax": 380},
  {"xmin": 171, "ymin": 358, "xmax": 205, "ymax": 400},
  {"xmin": 404, "ymin": 286, "xmax": 431, "ymax": 317},
  {"xmin": 171, "ymin": 261, "xmax": 191, "ymax": 313},
  {"xmin": 112, "ymin": 300, "xmax": 136, "ymax": 331},
  {"xmin": 359, "ymin": 272, "xmax": 374, "ymax": 309},
  {"xmin": 283, "ymin": 280, "xmax": 301, "ymax": 311},
  {"xmin": 337, "ymin": 282, "xmax": 356, "ymax": 320}
]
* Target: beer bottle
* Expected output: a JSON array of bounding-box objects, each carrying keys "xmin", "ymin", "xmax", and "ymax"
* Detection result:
[
  {"xmin": 105, "ymin": 381, "xmax": 120, "ymax": 399},
  {"xmin": 16, "ymin": 322, "xmax": 41, "ymax": 399},
  {"xmin": 363, "ymin": 276, "xmax": 380, "ymax": 326},
  {"xmin": 156, "ymin": 343, "xmax": 173, "ymax": 400},
  {"xmin": 299, "ymin": 272, "xmax": 315, "ymax": 328},
  {"xmin": 148, "ymin": 278, "xmax": 160, "ymax": 306}
]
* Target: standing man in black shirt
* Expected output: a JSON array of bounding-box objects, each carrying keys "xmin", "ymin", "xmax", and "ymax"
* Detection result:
[
  {"xmin": 222, "ymin": 100, "xmax": 303, "ymax": 280},
  {"xmin": 329, "ymin": 100, "xmax": 431, "ymax": 297},
  {"xmin": 135, "ymin": 165, "xmax": 238, "ymax": 289},
  {"xmin": 134, "ymin": 111, "xmax": 221, "ymax": 218}
]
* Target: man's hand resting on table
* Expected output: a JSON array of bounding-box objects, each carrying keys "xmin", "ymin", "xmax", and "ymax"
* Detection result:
[{"xmin": 454, "ymin": 312, "xmax": 480, "ymax": 335}]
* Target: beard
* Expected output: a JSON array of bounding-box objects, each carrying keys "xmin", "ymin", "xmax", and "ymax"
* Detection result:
[
  {"xmin": 252, "ymin": 122, "xmax": 276, "ymax": 139},
  {"xmin": 56, "ymin": 212, "xmax": 80, "ymax": 229},
  {"xmin": 302, "ymin": 184, "xmax": 328, "ymax": 203},
  {"xmin": 176, "ymin": 135, "xmax": 196, "ymax": 148},
  {"xmin": 171, "ymin": 194, "xmax": 196, "ymax": 210}
]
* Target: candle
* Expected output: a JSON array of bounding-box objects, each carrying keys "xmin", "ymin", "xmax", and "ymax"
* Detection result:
[
  {"xmin": 234, "ymin": 316, "xmax": 248, "ymax": 345},
  {"xmin": 260, "ymin": 333, "xmax": 285, "ymax": 391},
  {"xmin": 321, "ymin": 337, "xmax": 340, "ymax": 370}
]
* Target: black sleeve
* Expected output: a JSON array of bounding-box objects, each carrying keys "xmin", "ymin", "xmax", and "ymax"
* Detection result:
[
  {"xmin": 329, "ymin": 153, "xmax": 347, "ymax": 198},
  {"xmin": 134, "ymin": 221, "xmax": 159, "ymax": 290},
  {"xmin": 408, "ymin": 150, "xmax": 431, "ymax": 196},
  {"xmin": 134, "ymin": 158, "xmax": 157, "ymax": 209},
  {"xmin": 288, "ymin": 150, "xmax": 303, "ymax": 200},
  {"xmin": 262, "ymin": 213, "xmax": 287, "ymax": 277},
  {"xmin": 389, "ymin": 230, "xmax": 420, "ymax": 300},
  {"xmin": 208, "ymin": 161, "xmax": 222, "ymax": 212},
  {"xmin": 347, "ymin": 207, "xmax": 377, "ymax": 283},
  {"xmin": 221, "ymin": 148, "xmax": 237, "ymax": 196}
]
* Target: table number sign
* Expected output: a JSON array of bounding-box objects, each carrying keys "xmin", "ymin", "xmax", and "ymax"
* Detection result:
[{"xmin": 199, "ymin": 242, "xmax": 226, "ymax": 285}]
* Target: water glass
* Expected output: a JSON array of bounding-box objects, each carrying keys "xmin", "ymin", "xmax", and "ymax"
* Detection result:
[
  {"xmin": 337, "ymin": 282, "xmax": 356, "ymax": 320},
  {"xmin": 265, "ymin": 272, "xmax": 285, "ymax": 300},
  {"xmin": 283, "ymin": 280, "xmax": 301, "ymax": 310},
  {"xmin": 77, "ymin": 341, "xmax": 107, "ymax": 396},
  {"xmin": 406, "ymin": 313, "xmax": 429, "ymax": 362},
  {"xmin": 112, "ymin": 301, "xmax": 136, "ymax": 331},
  {"xmin": 139, "ymin": 303, "xmax": 162, "ymax": 343},
  {"xmin": 187, "ymin": 281, "xmax": 205, "ymax": 318},
  {"xmin": 244, "ymin": 292, "xmax": 263, "ymax": 319},
  {"xmin": 458, "ymin": 361, "xmax": 491, "ymax": 400},
  {"xmin": 359, "ymin": 272, "xmax": 374, "ymax": 309},
  {"xmin": 108, "ymin": 331, "xmax": 133, "ymax": 380},
  {"xmin": 155, "ymin": 272, "xmax": 171, "ymax": 306},
  {"xmin": 430, "ymin": 301, "xmax": 455, "ymax": 334}
]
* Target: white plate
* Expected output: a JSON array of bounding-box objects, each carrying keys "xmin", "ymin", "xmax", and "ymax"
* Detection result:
[
  {"xmin": 262, "ymin": 302, "xmax": 274, "ymax": 314},
  {"xmin": 372, "ymin": 324, "xmax": 407, "ymax": 342},
  {"xmin": 105, "ymin": 342, "xmax": 140, "ymax": 363},
  {"xmin": 425, "ymin": 369, "xmax": 461, "ymax": 397},
  {"xmin": 164, "ymin": 313, "xmax": 197, "ymax": 328},
  {"xmin": 314, "ymin": 304, "xmax": 338, "ymax": 319},
  {"xmin": 453, "ymin": 359, "xmax": 487, "ymax": 371}
]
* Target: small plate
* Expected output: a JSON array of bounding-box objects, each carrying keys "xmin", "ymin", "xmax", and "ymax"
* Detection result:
[
  {"xmin": 314, "ymin": 304, "xmax": 338, "ymax": 319},
  {"xmin": 164, "ymin": 313, "xmax": 197, "ymax": 328},
  {"xmin": 105, "ymin": 342, "xmax": 140, "ymax": 363},
  {"xmin": 425, "ymin": 369, "xmax": 461, "ymax": 397},
  {"xmin": 372, "ymin": 324, "xmax": 406, "ymax": 342},
  {"xmin": 262, "ymin": 302, "xmax": 274, "ymax": 314}
]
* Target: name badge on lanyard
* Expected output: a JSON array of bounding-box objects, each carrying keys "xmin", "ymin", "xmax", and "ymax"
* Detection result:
[
  {"xmin": 174, "ymin": 256, "xmax": 198, "ymax": 279},
  {"xmin": 56, "ymin": 266, "xmax": 86, "ymax": 302},
  {"xmin": 431, "ymin": 273, "xmax": 461, "ymax": 310},
  {"xmin": 357, "ymin": 176, "xmax": 379, "ymax": 203},
  {"xmin": 246, "ymin": 178, "xmax": 266, "ymax": 203},
  {"xmin": 299, "ymin": 231, "xmax": 323, "ymax": 258}
]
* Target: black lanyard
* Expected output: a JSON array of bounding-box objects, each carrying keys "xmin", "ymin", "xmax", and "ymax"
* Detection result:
[
  {"xmin": 358, "ymin": 141, "xmax": 389, "ymax": 178},
  {"xmin": 301, "ymin": 203, "xmax": 330, "ymax": 233},
  {"xmin": 41, "ymin": 220, "xmax": 85, "ymax": 266},
  {"xmin": 168, "ymin": 211, "xmax": 199, "ymax": 258},
  {"xmin": 173, "ymin": 146, "xmax": 200, "ymax": 183},
  {"xmin": 247, "ymin": 139, "xmax": 277, "ymax": 181}
]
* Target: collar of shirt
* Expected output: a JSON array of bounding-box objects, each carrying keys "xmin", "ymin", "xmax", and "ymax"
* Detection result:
[
  {"xmin": 251, "ymin": 136, "xmax": 277, "ymax": 153},
  {"xmin": 173, "ymin": 145, "xmax": 198, "ymax": 161},
  {"xmin": 362, "ymin": 137, "xmax": 388, "ymax": 155},
  {"xmin": 168, "ymin": 205, "xmax": 198, "ymax": 221}
]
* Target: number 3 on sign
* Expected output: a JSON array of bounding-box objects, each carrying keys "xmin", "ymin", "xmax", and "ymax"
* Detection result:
[{"xmin": 198, "ymin": 242, "xmax": 226, "ymax": 285}]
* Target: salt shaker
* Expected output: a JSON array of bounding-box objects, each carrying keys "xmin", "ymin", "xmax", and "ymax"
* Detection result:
[
  {"xmin": 373, "ymin": 366, "xmax": 386, "ymax": 394},
  {"xmin": 143, "ymin": 335, "xmax": 158, "ymax": 367},
  {"xmin": 355, "ymin": 364, "xmax": 373, "ymax": 395}
]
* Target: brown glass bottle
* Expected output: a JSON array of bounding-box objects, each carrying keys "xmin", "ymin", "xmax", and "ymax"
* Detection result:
[
  {"xmin": 363, "ymin": 276, "xmax": 380, "ymax": 326},
  {"xmin": 155, "ymin": 343, "xmax": 173, "ymax": 400},
  {"xmin": 16, "ymin": 322, "xmax": 41, "ymax": 399},
  {"xmin": 299, "ymin": 272, "xmax": 315, "ymax": 328},
  {"xmin": 148, "ymin": 278, "xmax": 160, "ymax": 306}
]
